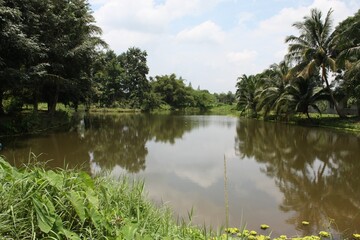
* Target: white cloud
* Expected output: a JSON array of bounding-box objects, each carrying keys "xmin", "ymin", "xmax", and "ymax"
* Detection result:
[
  {"xmin": 227, "ymin": 50, "xmax": 258, "ymax": 64},
  {"xmin": 94, "ymin": 0, "xmax": 168, "ymax": 33},
  {"xmin": 91, "ymin": 0, "xmax": 360, "ymax": 93},
  {"xmin": 176, "ymin": 21, "xmax": 226, "ymax": 44},
  {"xmin": 102, "ymin": 29, "xmax": 159, "ymax": 52}
]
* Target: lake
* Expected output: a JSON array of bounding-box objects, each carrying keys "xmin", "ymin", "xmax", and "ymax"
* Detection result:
[{"xmin": 1, "ymin": 113, "xmax": 359, "ymax": 238}]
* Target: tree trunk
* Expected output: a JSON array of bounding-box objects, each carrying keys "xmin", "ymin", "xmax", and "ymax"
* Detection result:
[
  {"xmin": 321, "ymin": 65, "xmax": 346, "ymax": 118},
  {"xmin": 357, "ymin": 101, "xmax": 360, "ymax": 117},
  {"xmin": 48, "ymin": 82, "xmax": 59, "ymax": 115},
  {"xmin": 33, "ymin": 89, "xmax": 39, "ymax": 113}
]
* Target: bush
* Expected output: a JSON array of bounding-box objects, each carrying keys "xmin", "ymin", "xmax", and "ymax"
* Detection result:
[{"xmin": 4, "ymin": 97, "xmax": 23, "ymax": 114}]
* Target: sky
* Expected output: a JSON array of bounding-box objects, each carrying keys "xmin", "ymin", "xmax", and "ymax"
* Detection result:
[{"xmin": 89, "ymin": 0, "xmax": 360, "ymax": 93}]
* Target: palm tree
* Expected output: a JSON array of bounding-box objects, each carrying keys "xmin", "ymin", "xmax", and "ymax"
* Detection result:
[
  {"xmin": 256, "ymin": 61, "xmax": 292, "ymax": 117},
  {"xmin": 276, "ymin": 77, "xmax": 330, "ymax": 119},
  {"xmin": 236, "ymin": 74, "xmax": 261, "ymax": 118},
  {"xmin": 285, "ymin": 8, "xmax": 346, "ymax": 118},
  {"xmin": 332, "ymin": 9, "xmax": 360, "ymax": 116}
]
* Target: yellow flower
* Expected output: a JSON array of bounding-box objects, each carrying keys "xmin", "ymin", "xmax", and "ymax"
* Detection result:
[
  {"xmin": 353, "ymin": 234, "xmax": 360, "ymax": 239},
  {"xmin": 225, "ymin": 227, "xmax": 239, "ymax": 234},
  {"xmin": 319, "ymin": 231, "xmax": 330, "ymax": 238},
  {"xmin": 302, "ymin": 221, "xmax": 310, "ymax": 225},
  {"xmin": 242, "ymin": 229, "xmax": 250, "ymax": 236},
  {"xmin": 280, "ymin": 235, "xmax": 287, "ymax": 239},
  {"xmin": 250, "ymin": 230, "xmax": 258, "ymax": 235},
  {"xmin": 260, "ymin": 224, "xmax": 270, "ymax": 230}
]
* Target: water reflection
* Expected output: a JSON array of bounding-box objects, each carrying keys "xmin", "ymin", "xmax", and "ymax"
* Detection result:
[
  {"xmin": 235, "ymin": 119, "xmax": 360, "ymax": 237},
  {"xmin": 1, "ymin": 114, "xmax": 201, "ymax": 173},
  {"xmin": 1, "ymin": 114, "xmax": 360, "ymax": 237}
]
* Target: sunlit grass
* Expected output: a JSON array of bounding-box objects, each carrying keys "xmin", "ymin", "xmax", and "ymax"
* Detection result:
[
  {"xmin": 209, "ymin": 104, "xmax": 239, "ymax": 116},
  {"xmin": 0, "ymin": 156, "xmax": 209, "ymax": 239}
]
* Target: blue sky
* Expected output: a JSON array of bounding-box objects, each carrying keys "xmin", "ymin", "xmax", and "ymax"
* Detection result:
[{"xmin": 89, "ymin": 0, "xmax": 359, "ymax": 93}]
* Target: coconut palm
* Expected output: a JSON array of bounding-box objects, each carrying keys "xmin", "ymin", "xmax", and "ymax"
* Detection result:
[
  {"xmin": 276, "ymin": 77, "xmax": 330, "ymax": 119},
  {"xmin": 256, "ymin": 61, "xmax": 292, "ymax": 117},
  {"xmin": 285, "ymin": 8, "xmax": 346, "ymax": 118},
  {"xmin": 236, "ymin": 74, "xmax": 261, "ymax": 118},
  {"xmin": 332, "ymin": 9, "xmax": 360, "ymax": 115}
]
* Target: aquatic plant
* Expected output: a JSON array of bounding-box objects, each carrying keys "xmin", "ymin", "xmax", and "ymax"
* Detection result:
[{"xmin": 260, "ymin": 224, "xmax": 270, "ymax": 230}]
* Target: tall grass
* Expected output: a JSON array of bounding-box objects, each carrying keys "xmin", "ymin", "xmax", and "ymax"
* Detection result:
[{"xmin": 0, "ymin": 156, "xmax": 207, "ymax": 239}]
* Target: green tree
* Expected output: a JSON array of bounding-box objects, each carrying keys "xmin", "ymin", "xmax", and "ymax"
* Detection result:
[
  {"xmin": 94, "ymin": 51, "xmax": 125, "ymax": 107},
  {"xmin": 191, "ymin": 89, "xmax": 216, "ymax": 110},
  {"xmin": 41, "ymin": 0, "xmax": 105, "ymax": 114},
  {"xmin": 214, "ymin": 91, "xmax": 236, "ymax": 105},
  {"xmin": 235, "ymin": 74, "xmax": 261, "ymax": 117},
  {"xmin": 276, "ymin": 77, "xmax": 330, "ymax": 119},
  {"xmin": 0, "ymin": 0, "xmax": 43, "ymax": 114},
  {"xmin": 285, "ymin": 8, "xmax": 346, "ymax": 118},
  {"xmin": 119, "ymin": 47, "xmax": 150, "ymax": 108},
  {"xmin": 0, "ymin": 0, "xmax": 105, "ymax": 114},
  {"xmin": 256, "ymin": 61, "xmax": 292, "ymax": 117},
  {"xmin": 151, "ymin": 74, "xmax": 193, "ymax": 109},
  {"xmin": 332, "ymin": 10, "xmax": 360, "ymax": 115}
]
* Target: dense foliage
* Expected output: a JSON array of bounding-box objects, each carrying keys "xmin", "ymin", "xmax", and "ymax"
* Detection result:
[
  {"xmin": 235, "ymin": 8, "xmax": 360, "ymax": 119},
  {"xmin": 0, "ymin": 0, "xmax": 232, "ymax": 116},
  {"xmin": 0, "ymin": 0, "xmax": 105, "ymax": 115}
]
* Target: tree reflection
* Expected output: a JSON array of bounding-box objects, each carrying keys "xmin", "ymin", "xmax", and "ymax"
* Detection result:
[
  {"xmin": 235, "ymin": 119, "xmax": 360, "ymax": 236},
  {"xmin": 74, "ymin": 113, "xmax": 199, "ymax": 173},
  {"xmin": 0, "ymin": 113, "xmax": 201, "ymax": 174}
]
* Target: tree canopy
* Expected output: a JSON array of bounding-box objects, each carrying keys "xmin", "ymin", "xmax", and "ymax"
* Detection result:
[{"xmin": 235, "ymin": 8, "xmax": 360, "ymax": 119}]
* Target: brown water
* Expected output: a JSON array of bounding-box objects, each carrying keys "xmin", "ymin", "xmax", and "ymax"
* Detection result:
[{"xmin": 1, "ymin": 113, "xmax": 360, "ymax": 237}]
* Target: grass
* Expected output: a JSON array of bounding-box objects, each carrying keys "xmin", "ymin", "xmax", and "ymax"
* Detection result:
[
  {"xmin": 0, "ymin": 155, "xmax": 209, "ymax": 239},
  {"xmin": 208, "ymin": 104, "xmax": 240, "ymax": 116},
  {"xmin": 289, "ymin": 113, "xmax": 360, "ymax": 133}
]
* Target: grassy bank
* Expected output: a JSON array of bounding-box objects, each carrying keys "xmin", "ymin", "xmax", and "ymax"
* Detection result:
[
  {"xmin": 0, "ymin": 156, "xmax": 208, "ymax": 239},
  {"xmin": 289, "ymin": 114, "xmax": 360, "ymax": 133},
  {"xmin": 1, "ymin": 156, "xmax": 357, "ymax": 240},
  {"xmin": 208, "ymin": 104, "xmax": 240, "ymax": 116}
]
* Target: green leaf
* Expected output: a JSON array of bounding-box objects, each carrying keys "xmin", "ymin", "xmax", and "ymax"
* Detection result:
[
  {"xmin": 79, "ymin": 171, "xmax": 94, "ymax": 188},
  {"xmin": 67, "ymin": 190, "xmax": 86, "ymax": 223},
  {"xmin": 32, "ymin": 196, "xmax": 56, "ymax": 233},
  {"xmin": 87, "ymin": 207, "xmax": 102, "ymax": 230},
  {"xmin": 86, "ymin": 188, "xmax": 99, "ymax": 209},
  {"xmin": 43, "ymin": 170, "xmax": 63, "ymax": 189},
  {"xmin": 62, "ymin": 228, "xmax": 81, "ymax": 240},
  {"xmin": 121, "ymin": 223, "xmax": 138, "ymax": 240}
]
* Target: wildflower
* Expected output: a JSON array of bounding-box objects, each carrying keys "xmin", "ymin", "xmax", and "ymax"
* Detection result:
[
  {"xmin": 353, "ymin": 234, "xmax": 360, "ymax": 239},
  {"xmin": 250, "ymin": 230, "xmax": 257, "ymax": 235},
  {"xmin": 225, "ymin": 227, "xmax": 239, "ymax": 234},
  {"xmin": 280, "ymin": 235, "xmax": 287, "ymax": 239},
  {"xmin": 319, "ymin": 231, "xmax": 330, "ymax": 238},
  {"xmin": 242, "ymin": 230, "xmax": 250, "ymax": 236},
  {"xmin": 302, "ymin": 221, "xmax": 310, "ymax": 225},
  {"xmin": 260, "ymin": 224, "xmax": 270, "ymax": 230}
]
